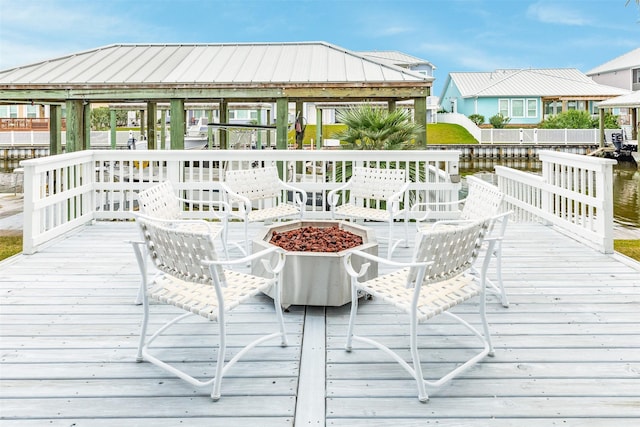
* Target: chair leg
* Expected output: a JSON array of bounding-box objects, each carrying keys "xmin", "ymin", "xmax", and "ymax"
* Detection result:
[
  {"xmin": 273, "ymin": 276, "xmax": 289, "ymax": 347},
  {"xmin": 386, "ymin": 220, "xmax": 394, "ymax": 259},
  {"xmin": 409, "ymin": 312, "xmax": 428, "ymax": 402},
  {"xmin": 243, "ymin": 220, "xmax": 250, "ymax": 257},
  {"xmin": 211, "ymin": 308, "xmax": 227, "ymax": 401},
  {"xmin": 494, "ymin": 243, "xmax": 509, "ymax": 307},
  {"xmin": 345, "ymin": 283, "xmax": 360, "ymax": 351},
  {"xmin": 403, "ymin": 215, "xmax": 410, "ymax": 248},
  {"xmin": 136, "ymin": 295, "xmax": 150, "ymax": 363}
]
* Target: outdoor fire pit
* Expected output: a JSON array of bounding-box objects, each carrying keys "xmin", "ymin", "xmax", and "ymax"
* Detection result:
[{"xmin": 252, "ymin": 220, "xmax": 378, "ymax": 307}]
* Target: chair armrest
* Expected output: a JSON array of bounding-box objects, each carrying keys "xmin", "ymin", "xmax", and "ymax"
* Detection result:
[
  {"xmin": 176, "ymin": 197, "xmax": 230, "ymax": 220},
  {"xmin": 201, "ymin": 246, "xmax": 286, "ymax": 276},
  {"xmin": 387, "ymin": 182, "xmax": 410, "ymax": 213},
  {"xmin": 344, "ymin": 248, "xmax": 433, "ymax": 276},
  {"xmin": 219, "ymin": 182, "xmax": 252, "ymax": 214},
  {"xmin": 327, "ymin": 181, "xmax": 351, "ymax": 207},
  {"xmin": 411, "ymin": 197, "xmax": 466, "ymax": 222},
  {"xmin": 203, "ymin": 246, "xmax": 279, "ymax": 266},
  {"xmin": 279, "ymin": 181, "xmax": 308, "ymax": 206}
]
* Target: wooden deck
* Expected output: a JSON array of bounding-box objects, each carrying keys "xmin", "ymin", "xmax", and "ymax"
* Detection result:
[{"xmin": 1, "ymin": 220, "xmax": 639, "ymax": 426}]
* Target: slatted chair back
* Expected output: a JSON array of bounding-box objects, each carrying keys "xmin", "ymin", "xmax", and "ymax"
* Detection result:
[
  {"xmin": 137, "ymin": 180, "xmax": 182, "ymax": 220},
  {"xmin": 223, "ymin": 167, "xmax": 285, "ymax": 202},
  {"xmin": 407, "ymin": 218, "xmax": 489, "ymax": 286},
  {"xmin": 136, "ymin": 214, "xmax": 226, "ymax": 285},
  {"xmin": 461, "ymin": 176, "xmax": 504, "ymax": 220},
  {"xmin": 347, "ymin": 167, "xmax": 407, "ymax": 203},
  {"xmin": 344, "ymin": 217, "xmax": 496, "ymax": 402}
]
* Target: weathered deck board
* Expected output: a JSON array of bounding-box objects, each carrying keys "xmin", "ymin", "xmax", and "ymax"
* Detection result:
[{"xmin": 0, "ymin": 220, "xmax": 639, "ymax": 425}]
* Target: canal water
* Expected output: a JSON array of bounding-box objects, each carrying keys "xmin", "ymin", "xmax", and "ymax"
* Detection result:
[{"xmin": 459, "ymin": 159, "xmax": 640, "ymax": 231}]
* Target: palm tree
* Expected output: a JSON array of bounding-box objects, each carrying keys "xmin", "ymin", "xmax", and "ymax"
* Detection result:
[{"xmin": 331, "ymin": 105, "xmax": 424, "ymax": 150}]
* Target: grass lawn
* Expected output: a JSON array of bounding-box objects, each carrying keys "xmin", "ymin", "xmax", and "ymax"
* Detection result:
[
  {"xmin": 426, "ymin": 123, "xmax": 478, "ymax": 144},
  {"xmin": 0, "ymin": 234, "xmax": 22, "ymax": 261},
  {"xmin": 614, "ymin": 240, "xmax": 640, "ymax": 261}
]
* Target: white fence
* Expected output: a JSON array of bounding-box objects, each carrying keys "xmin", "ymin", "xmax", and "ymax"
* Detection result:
[
  {"xmin": 19, "ymin": 148, "xmax": 617, "ymax": 255},
  {"xmin": 482, "ymin": 128, "xmax": 603, "ymax": 144},
  {"xmin": 20, "ymin": 149, "xmax": 461, "ymax": 254},
  {"xmin": 495, "ymin": 150, "xmax": 617, "ymax": 253},
  {"xmin": 437, "ymin": 112, "xmax": 620, "ymax": 144}
]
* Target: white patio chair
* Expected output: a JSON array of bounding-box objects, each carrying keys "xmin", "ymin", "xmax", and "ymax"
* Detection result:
[
  {"xmin": 328, "ymin": 166, "xmax": 410, "ymax": 258},
  {"xmin": 343, "ymin": 217, "xmax": 496, "ymax": 402},
  {"xmin": 134, "ymin": 180, "xmax": 230, "ymax": 303},
  {"xmin": 130, "ymin": 213, "xmax": 288, "ymax": 401},
  {"xmin": 220, "ymin": 166, "xmax": 307, "ymax": 256},
  {"xmin": 412, "ymin": 175, "xmax": 510, "ymax": 307}
]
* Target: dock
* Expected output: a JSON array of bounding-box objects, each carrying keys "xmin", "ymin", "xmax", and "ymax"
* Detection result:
[{"xmin": 1, "ymin": 220, "xmax": 639, "ymax": 426}]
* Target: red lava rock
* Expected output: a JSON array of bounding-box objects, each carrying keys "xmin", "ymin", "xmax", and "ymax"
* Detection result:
[{"xmin": 269, "ymin": 225, "xmax": 363, "ymax": 252}]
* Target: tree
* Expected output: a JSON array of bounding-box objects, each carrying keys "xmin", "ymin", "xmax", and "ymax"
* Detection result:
[
  {"xmin": 90, "ymin": 107, "xmax": 128, "ymax": 130},
  {"xmin": 331, "ymin": 105, "xmax": 424, "ymax": 150}
]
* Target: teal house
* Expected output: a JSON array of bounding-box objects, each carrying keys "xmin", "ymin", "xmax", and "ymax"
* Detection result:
[{"xmin": 439, "ymin": 68, "xmax": 628, "ymax": 125}]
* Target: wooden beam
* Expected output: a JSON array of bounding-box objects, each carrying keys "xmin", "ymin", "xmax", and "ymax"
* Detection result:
[
  {"xmin": 219, "ymin": 100, "xmax": 228, "ymax": 150},
  {"xmin": 84, "ymin": 102, "xmax": 91, "ymax": 149},
  {"xmin": 160, "ymin": 109, "xmax": 167, "ymax": 149},
  {"xmin": 109, "ymin": 109, "xmax": 116, "ymax": 149},
  {"xmin": 65, "ymin": 100, "xmax": 84, "ymax": 153},
  {"xmin": 207, "ymin": 109, "xmax": 214, "ymax": 149},
  {"xmin": 49, "ymin": 105, "xmax": 62, "ymax": 155},
  {"xmin": 316, "ymin": 106, "xmax": 322, "ymax": 150},
  {"xmin": 146, "ymin": 102, "xmax": 157, "ymax": 150},
  {"xmin": 170, "ymin": 99, "xmax": 185, "ymax": 150},
  {"xmin": 276, "ymin": 98, "xmax": 288, "ymax": 150},
  {"xmin": 0, "ymin": 85, "xmax": 429, "ymax": 102},
  {"xmin": 414, "ymin": 97, "xmax": 427, "ymax": 146}
]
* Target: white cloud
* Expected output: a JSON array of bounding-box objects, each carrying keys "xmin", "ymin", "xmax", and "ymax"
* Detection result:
[{"xmin": 526, "ymin": 1, "xmax": 592, "ymax": 26}]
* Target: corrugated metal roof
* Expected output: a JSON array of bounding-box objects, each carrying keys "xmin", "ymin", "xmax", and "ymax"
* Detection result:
[
  {"xmin": 450, "ymin": 68, "xmax": 629, "ymax": 98},
  {"xmin": 586, "ymin": 47, "xmax": 640, "ymax": 75},
  {"xmin": 355, "ymin": 51, "xmax": 434, "ymax": 68},
  {"xmin": 0, "ymin": 42, "xmax": 432, "ymax": 86},
  {"xmin": 597, "ymin": 90, "xmax": 640, "ymax": 108}
]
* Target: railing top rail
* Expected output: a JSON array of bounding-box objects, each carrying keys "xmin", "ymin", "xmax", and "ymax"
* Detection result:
[{"xmin": 537, "ymin": 149, "xmax": 618, "ymax": 166}]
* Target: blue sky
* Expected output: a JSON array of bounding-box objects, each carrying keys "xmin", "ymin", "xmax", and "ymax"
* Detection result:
[{"xmin": 1, "ymin": 0, "xmax": 638, "ymax": 95}]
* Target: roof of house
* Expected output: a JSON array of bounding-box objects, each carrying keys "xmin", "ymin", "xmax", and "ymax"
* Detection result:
[
  {"xmin": 586, "ymin": 47, "xmax": 640, "ymax": 75},
  {"xmin": 446, "ymin": 68, "xmax": 629, "ymax": 98},
  {"xmin": 355, "ymin": 51, "xmax": 435, "ymax": 68},
  {"xmin": 0, "ymin": 41, "xmax": 432, "ymax": 86},
  {"xmin": 597, "ymin": 89, "xmax": 640, "ymax": 109}
]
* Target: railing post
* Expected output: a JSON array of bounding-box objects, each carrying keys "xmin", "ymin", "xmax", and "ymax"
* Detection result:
[
  {"xmin": 22, "ymin": 162, "xmax": 37, "ymax": 255},
  {"xmin": 598, "ymin": 161, "xmax": 615, "ymax": 253}
]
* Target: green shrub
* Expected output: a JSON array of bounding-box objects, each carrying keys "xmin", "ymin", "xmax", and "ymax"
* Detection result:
[
  {"xmin": 489, "ymin": 113, "xmax": 510, "ymax": 128},
  {"xmin": 539, "ymin": 110, "xmax": 619, "ymax": 129},
  {"xmin": 468, "ymin": 114, "xmax": 485, "ymax": 126}
]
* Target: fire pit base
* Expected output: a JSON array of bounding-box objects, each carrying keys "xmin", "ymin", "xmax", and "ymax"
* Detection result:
[{"xmin": 251, "ymin": 220, "xmax": 378, "ymax": 307}]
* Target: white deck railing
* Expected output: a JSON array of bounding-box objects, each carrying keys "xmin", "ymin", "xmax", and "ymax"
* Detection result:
[
  {"xmin": 495, "ymin": 150, "xmax": 617, "ymax": 253},
  {"xmin": 20, "ymin": 148, "xmax": 617, "ymax": 255},
  {"xmin": 20, "ymin": 149, "xmax": 461, "ymax": 254}
]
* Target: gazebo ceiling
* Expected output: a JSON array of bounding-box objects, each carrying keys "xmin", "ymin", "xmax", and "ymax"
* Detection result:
[{"xmin": 0, "ymin": 42, "xmax": 433, "ymax": 104}]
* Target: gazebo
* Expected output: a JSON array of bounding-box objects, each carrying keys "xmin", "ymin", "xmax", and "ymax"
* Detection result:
[
  {"xmin": 0, "ymin": 42, "xmax": 433, "ymax": 153},
  {"xmin": 597, "ymin": 90, "xmax": 640, "ymax": 143}
]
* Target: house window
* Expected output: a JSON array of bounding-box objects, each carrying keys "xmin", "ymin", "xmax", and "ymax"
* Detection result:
[
  {"xmin": 544, "ymin": 100, "xmax": 561, "ymax": 115},
  {"xmin": 229, "ymin": 110, "xmax": 257, "ymax": 120},
  {"xmin": 527, "ymin": 99, "xmax": 537, "ymax": 118},
  {"xmin": 511, "ymin": 99, "xmax": 525, "ymax": 118},
  {"xmin": 498, "ymin": 99, "xmax": 509, "ymax": 116},
  {"xmin": 26, "ymin": 106, "xmax": 37, "ymax": 118},
  {"xmin": 0, "ymin": 106, "xmax": 8, "ymax": 118}
]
